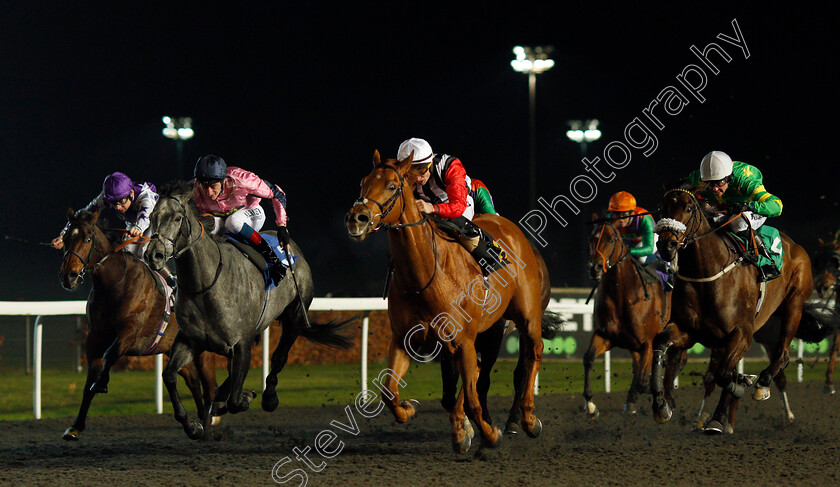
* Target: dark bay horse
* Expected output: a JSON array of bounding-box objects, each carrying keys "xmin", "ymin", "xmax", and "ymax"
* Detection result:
[
  {"xmin": 651, "ymin": 186, "xmax": 840, "ymax": 434},
  {"xmin": 440, "ymin": 240, "xmax": 564, "ymax": 434},
  {"xmin": 58, "ymin": 208, "xmax": 217, "ymax": 441},
  {"xmin": 145, "ymin": 183, "xmax": 353, "ymax": 439},
  {"xmin": 813, "ymin": 237, "xmax": 840, "ymax": 394},
  {"xmin": 345, "ymin": 151, "xmax": 547, "ymax": 453},
  {"xmin": 584, "ymin": 215, "xmax": 672, "ymax": 417}
]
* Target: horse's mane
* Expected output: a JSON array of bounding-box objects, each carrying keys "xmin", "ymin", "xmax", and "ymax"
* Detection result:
[
  {"xmin": 158, "ymin": 180, "xmax": 195, "ymax": 201},
  {"xmin": 72, "ymin": 208, "xmax": 98, "ymax": 225}
]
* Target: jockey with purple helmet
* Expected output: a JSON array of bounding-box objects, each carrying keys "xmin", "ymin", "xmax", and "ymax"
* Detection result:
[{"xmin": 53, "ymin": 172, "xmax": 176, "ymax": 286}]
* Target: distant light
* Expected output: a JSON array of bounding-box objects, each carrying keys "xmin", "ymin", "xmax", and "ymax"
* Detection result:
[
  {"xmin": 511, "ymin": 45, "xmax": 554, "ymax": 74},
  {"xmin": 567, "ymin": 119, "xmax": 601, "ymax": 144},
  {"xmin": 566, "ymin": 130, "xmax": 584, "ymax": 143},
  {"xmin": 162, "ymin": 116, "xmax": 194, "ymax": 140}
]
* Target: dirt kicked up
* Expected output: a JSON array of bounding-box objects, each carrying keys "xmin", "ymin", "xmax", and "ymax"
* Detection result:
[{"xmin": 2, "ymin": 381, "xmax": 838, "ymax": 486}]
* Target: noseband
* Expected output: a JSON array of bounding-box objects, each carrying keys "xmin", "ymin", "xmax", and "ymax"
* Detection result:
[
  {"xmin": 62, "ymin": 223, "xmax": 104, "ymax": 282},
  {"xmin": 354, "ymin": 164, "xmax": 413, "ymax": 232}
]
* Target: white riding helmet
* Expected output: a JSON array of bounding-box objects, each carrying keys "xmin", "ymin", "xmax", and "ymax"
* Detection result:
[
  {"xmin": 699, "ymin": 151, "xmax": 734, "ymax": 181},
  {"xmin": 397, "ymin": 138, "xmax": 434, "ymax": 165}
]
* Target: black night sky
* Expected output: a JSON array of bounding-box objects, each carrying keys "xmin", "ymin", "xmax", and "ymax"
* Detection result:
[{"xmin": 1, "ymin": 3, "xmax": 837, "ymax": 300}]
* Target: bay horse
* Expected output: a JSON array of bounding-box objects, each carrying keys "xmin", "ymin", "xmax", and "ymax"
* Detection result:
[
  {"xmin": 58, "ymin": 208, "xmax": 217, "ymax": 441},
  {"xmin": 584, "ymin": 215, "xmax": 672, "ymax": 417},
  {"xmin": 813, "ymin": 237, "xmax": 840, "ymax": 394},
  {"xmin": 439, "ymin": 240, "xmax": 564, "ymax": 434},
  {"xmin": 145, "ymin": 182, "xmax": 353, "ymax": 439},
  {"xmin": 651, "ymin": 185, "xmax": 840, "ymax": 434},
  {"xmin": 345, "ymin": 151, "xmax": 546, "ymax": 453}
]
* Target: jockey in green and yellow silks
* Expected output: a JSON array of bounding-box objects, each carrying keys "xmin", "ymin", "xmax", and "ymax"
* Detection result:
[{"xmin": 685, "ymin": 150, "xmax": 782, "ymax": 282}]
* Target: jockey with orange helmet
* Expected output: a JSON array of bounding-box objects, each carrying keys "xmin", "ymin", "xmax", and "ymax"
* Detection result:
[
  {"xmin": 608, "ymin": 191, "xmax": 673, "ymax": 289},
  {"xmin": 193, "ymin": 155, "xmax": 290, "ymax": 284},
  {"xmin": 398, "ymin": 138, "xmax": 508, "ymax": 275}
]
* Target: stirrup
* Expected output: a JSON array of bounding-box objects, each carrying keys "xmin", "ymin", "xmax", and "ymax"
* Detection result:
[{"xmin": 758, "ymin": 264, "xmax": 780, "ymax": 282}]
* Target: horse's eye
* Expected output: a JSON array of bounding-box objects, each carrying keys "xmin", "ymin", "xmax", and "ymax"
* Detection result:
[
  {"xmin": 388, "ymin": 183, "xmax": 397, "ymax": 191},
  {"xmin": 85, "ymin": 237, "xmax": 91, "ymax": 243},
  {"xmin": 686, "ymin": 205, "xmax": 693, "ymax": 213},
  {"xmin": 175, "ymin": 216, "xmax": 183, "ymax": 222}
]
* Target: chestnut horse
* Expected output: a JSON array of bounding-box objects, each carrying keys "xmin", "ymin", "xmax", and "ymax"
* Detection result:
[
  {"xmin": 583, "ymin": 216, "xmax": 672, "ymax": 417},
  {"xmin": 651, "ymin": 186, "xmax": 839, "ymax": 434},
  {"xmin": 345, "ymin": 151, "xmax": 546, "ymax": 453},
  {"xmin": 58, "ymin": 208, "xmax": 217, "ymax": 441},
  {"xmin": 813, "ymin": 238, "xmax": 840, "ymax": 394}
]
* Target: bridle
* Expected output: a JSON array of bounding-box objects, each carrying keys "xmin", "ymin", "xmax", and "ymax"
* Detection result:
[
  {"xmin": 590, "ymin": 222, "xmax": 630, "ymax": 274},
  {"xmin": 62, "ymin": 222, "xmax": 138, "ymax": 286},
  {"xmin": 149, "ymin": 195, "xmax": 221, "ymax": 295},
  {"xmin": 356, "ymin": 163, "xmax": 437, "ymax": 294}
]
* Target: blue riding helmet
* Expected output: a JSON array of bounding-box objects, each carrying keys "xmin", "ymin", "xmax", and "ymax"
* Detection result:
[{"xmin": 194, "ymin": 155, "xmax": 227, "ymax": 183}]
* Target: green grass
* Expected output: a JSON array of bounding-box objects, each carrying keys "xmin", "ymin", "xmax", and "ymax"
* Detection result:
[{"xmin": 0, "ymin": 358, "xmax": 832, "ymax": 421}]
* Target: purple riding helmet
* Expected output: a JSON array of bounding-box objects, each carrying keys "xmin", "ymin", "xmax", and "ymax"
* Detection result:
[{"xmin": 102, "ymin": 172, "xmax": 135, "ymax": 202}]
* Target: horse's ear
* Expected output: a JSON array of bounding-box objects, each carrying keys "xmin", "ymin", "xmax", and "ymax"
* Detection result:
[
  {"xmin": 372, "ymin": 149, "xmax": 381, "ymax": 167},
  {"xmin": 66, "ymin": 207, "xmax": 74, "ymax": 221},
  {"xmin": 396, "ymin": 150, "xmax": 414, "ymax": 173},
  {"xmin": 90, "ymin": 209, "xmax": 100, "ymax": 224},
  {"xmin": 590, "ymin": 212, "xmax": 599, "ymax": 222},
  {"xmin": 818, "ymin": 237, "xmax": 825, "ymax": 247}
]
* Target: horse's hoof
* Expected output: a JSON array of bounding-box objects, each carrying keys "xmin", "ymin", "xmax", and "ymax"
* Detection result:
[
  {"xmin": 503, "ymin": 420, "xmax": 520, "ymax": 435},
  {"xmin": 752, "ymin": 386, "xmax": 771, "ymax": 401},
  {"xmin": 585, "ymin": 401, "xmax": 600, "ymax": 418},
  {"xmin": 653, "ymin": 401, "xmax": 672, "ymax": 424},
  {"xmin": 484, "ymin": 426, "xmax": 503, "ymax": 448},
  {"xmin": 61, "ymin": 427, "xmax": 80, "ymax": 441},
  {"xmin": 188, "ymin": 422, "xmax": 205, "ymax": 440},
  {"xmin": 243, "ymin": 390, "xmax": 258, "ymax": 403},
  {"xmin": 703, "ymin": 420, "xmax": 723, "ymax": 435},
  {"xmin": 453, "ymin": 431, "xmax": 472, "ymax": 454},
  {"xmin": 262, "ymin": 392, "xmax": 279, "ymax": 412},
  {"xmin": 212, "ymin": 401, "xmax": 228, "ymax": 416},
  {"xmin": 89, "ymin": 382, "xmax": 108, "ymax": 394},
  {"xmin": 623, "ymin": 402, "xmax": 638, "ymax": 415},
  {"xmin": 210, "ymin": 416, "xmax": 222, "ymax": 427},
  {"xmin": 462, "ymin": 419, "xmax": 475, "ymax": 440},
  {"xmin": 693, "ymin": 411, "xmax": 710, "ymax": 432},
  {"xmin": 824, "ymin": 384, "xmax": 836, "ymax": 395},
  {"xmin": 524, "ymin": 418, "xmax": 542, "ymax": 438}
]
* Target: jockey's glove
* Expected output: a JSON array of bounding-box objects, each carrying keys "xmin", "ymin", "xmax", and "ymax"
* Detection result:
[{"xmin": 277, "ymin": 226, "xmax": 290, "ymax": 247}]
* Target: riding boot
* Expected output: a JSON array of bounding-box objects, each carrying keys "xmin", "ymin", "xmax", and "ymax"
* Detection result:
[
  {"xmin": 739, "ymin": 229, "xmax": 780, "ymax": 282},
  {"xmin": 461, "ymin": 223, "xmax": 509, "ymax": 276},
  {"xmin": 239, "ymin": 224, "xmax": 286, "ymax": 284},
  {"xmin": 654, "ymin": 259, "xmax": 675, "ymax": 291}
]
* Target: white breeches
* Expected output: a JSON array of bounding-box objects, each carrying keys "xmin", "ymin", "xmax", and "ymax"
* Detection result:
[{"xmin": 209, "ymin": 206, "xmax": 267, "ymax": 235}]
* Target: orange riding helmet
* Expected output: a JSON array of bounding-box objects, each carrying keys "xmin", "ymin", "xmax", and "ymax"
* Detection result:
[{"xmin": 608, "ymin": 191, "xmax": 637, "ymax": 212}]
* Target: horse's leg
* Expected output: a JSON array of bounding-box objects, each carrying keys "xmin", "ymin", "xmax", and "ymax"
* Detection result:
[
  {"xmin": 440, "ymin": 355, "xmax": 459, "ymax": 413},
  {"xmin": 627, "ymin": 342, "xmax": 653, "ymax": 415},
  {"xmin": 651, "ymin": 322, "xmax": 692, "ymax": 423},
  {"xmin": 177, "ymin": 361, "xmax": 206, "ymax": 421},
  {"xmin": 263, "ymin": 320, "xmax": 300, "ymax": 413},
  {"xmin": 62, "ymin": 334, "xmax": 108, "ymax": 441},
  {"xmin": 664, "ymin": 346, "xmax": 688, "ymax": 414},
  {"xmin": 381, "ymin": 340, "xmax": 416, "ymax": 423},
  {"xmin": 583, "ymin": 333, "xmax": 610, "ymax": 418},
  {"xmin": 693, "ymin": 353, "xmax": 720, "ymax": 431},
  {"xmin": 515, "ymin": 315, "xmax": 544, "ymax": 438},
  {"xmin": 503, "ymin": 350, "xmax": 525, "ymax": 434},
  {"xmin": 89, "ymin": 336, "xmax": 124, "ymax": 393},
  {"xmin": 195, "ymin": 352, "xmax": 220, "ymax": 426},
  {"xmin": 755, "ymin": 299, "xmax": 802, "ymax": 401},
  {"xmin": 453, "ymin": 341, "xmax": 501, "ymax": 449},
  {"xmin": 705, "ymin": 327, "xmax": 752, "ymax": 434},
  {"xmin": 163, "ymin": 339, "xmax": 204, "ymax": 439},
  {"xmin": 225, "ymin": 340, "xmax": 256, "ymax": 414},
  {"xmin": 475, "ymin": 320, "xmax": 504, "ymax": 425},
  {"xmin": 825, "ymin": 332, "xmax": 839, "ymax": 395},
  {"xmin": 773, "ymin": 368, "xmax": 795, "ymax": 423}
]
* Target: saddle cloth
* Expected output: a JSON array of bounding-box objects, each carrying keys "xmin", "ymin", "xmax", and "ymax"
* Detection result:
[{"xmin": 729, "ymin": 225, "xmax": 784, "ymax": 271}]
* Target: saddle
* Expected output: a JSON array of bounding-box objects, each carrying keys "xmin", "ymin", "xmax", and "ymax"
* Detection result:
[{"xmin": 226, "ymin": 231, "xmax": 297, "ymax": 291}]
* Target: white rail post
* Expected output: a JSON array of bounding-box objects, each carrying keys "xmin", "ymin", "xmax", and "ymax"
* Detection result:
[
  {"xmin": 155, "ymin": 354, "xmax": 164, "ymax": 414},
  {"xmin": 361, "ymin": 312, "xmax": 369, "ymax": 393},
  {"xmin": 797, "ymin": 338, "xmax": 804, "ymax": 382},
  {"xmin": 263, "ymin": 326, "xmax": 271, "ymax": 391},
  {"xmin": 738, "ymin": 358, "xmax": 744, "ymax": 376},
  {"xmin": 604, "ymin": 350, "xmax": 611, "ymax": 393},
  {"xmin": 33, "ymin": 316, "xmax": 43, "ymax": 419}
]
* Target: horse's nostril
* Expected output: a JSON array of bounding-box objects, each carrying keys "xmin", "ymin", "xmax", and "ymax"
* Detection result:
[
  {"xmin": 153, "ymin": 252, "xmax": 164, "ymax": 262},
  {"xmin": 357, "ymin": 213, "xmax": 369, "ymax": 223}
]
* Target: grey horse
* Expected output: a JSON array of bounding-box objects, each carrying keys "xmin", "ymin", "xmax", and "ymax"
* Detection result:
[{"xmin": 145, "ymin": 182, "xmax": 353, "ymax": 439}]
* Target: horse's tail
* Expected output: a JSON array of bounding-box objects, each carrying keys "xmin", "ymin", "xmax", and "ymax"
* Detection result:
[
  {"xmin": 541, "ymin": 310, "xmax": 566, "ymax": 339},
  {"xmin": 795, "ymin": 300, "xmax": 840, "ymax": 343},
  {"xmin": 299, "ymin": 316, "xmax": 358, "ymax": 350}
]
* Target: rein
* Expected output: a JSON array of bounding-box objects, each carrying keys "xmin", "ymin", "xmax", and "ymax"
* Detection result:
[
  {"xmin": 150, "ymin": 196, "xmax": 222, "ymax": 295},
  {"xmin": 591, "ymin": 222, "xmax": 650, "ymax": 301}
]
